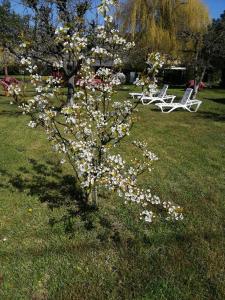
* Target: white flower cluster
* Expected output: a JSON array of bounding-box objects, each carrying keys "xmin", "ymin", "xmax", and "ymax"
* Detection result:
[
  {"xmin": 134, "ymin": 77, "xmax": 145, "ymax": 87},
  {"xmin": 113, "ymin": 72, "xmax": 126, "ymax": 84},
  {"xmin": 93, "ymin": 5, "xmax": 134, "ymax": 66},
  {"xmin": 96, "ymin": 67, "xmax": 111, "ymax": 78},
  {"xmin": 133, "ymin": 140, "xmax": 158, "ymax": 161},
  {"xmin": 91, "ymin": 46, "xmax": 111, "ymax": 58},
  {"xmin": 140, "ymin": 210, "xmax": 154, "ymax": 223},
  {"xmin": 55, "ymin": 28, "xmax": 87, "ymax": 57},
  {"xmin": 28, "ymin": 120, "xmax": 37, "ymax": 128},
  {"xmin": 134, "ymin": 52, "xmax": 165, "ymax": 96},
  {"xmin": 20, "ymin": 42, "xmax": 27, "ymax": 49},
  {"xmin": 16, "ymin": 0, "xmax": 183, "ymax": 225},
  {"xmin": 52, "ymin": 60, "xmax": 63, "ymax": 69},
  {"xmin": 8, "ymin": 84, "xmax": 21, "ymax": 96},
  {"xmin": 111, "ymin": 123, "xmax": 130, "ymax": 139},
  {"xmin": 147, "ymin": 52, "xmax": 165, "ymax": 70},
  {"xmin": 163, "ymin": 202, "xmax": 184, "ymax": 221},
  {"xmin": 98, "ymin": 0, "xmax": 117, "ymax": 14}
]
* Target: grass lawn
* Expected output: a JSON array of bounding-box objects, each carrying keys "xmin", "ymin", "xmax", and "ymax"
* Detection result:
[{"xmin": 0, "ymin": 85, "xmax": 225, "ymax": 299}]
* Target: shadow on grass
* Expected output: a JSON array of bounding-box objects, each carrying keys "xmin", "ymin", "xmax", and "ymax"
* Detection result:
[
  {"xmin": 0, "ymin": 159, "xmax": 145, "ymax": 241},
  {"xmin": 1, "ymin": 221, "xmax": 223, "ymax": 300},
  {"xmin": 1, "ymin": 163, "xmax": 224, "ymax": 298},
  {"xmin": 150, "ymin": 107, "xmax": 185, "ymax": 113},
  {"xmin": 196, "ymin": 111, "xmax": 225, "ymax": 122},
  {"xmin": 2, "ymin": 159, "xmax": 149, "ymax": 243},
  {"xmin": 1, "ymin": 159, "xmax": 102, "ymax": 233},
  {"xmin": 204, "ymin": 97, "xmax": 225, "ymax": 105},
  {"xmin": 0, "ymin": 110, "xmax": 22, "ymax": 117},
  {"xmin": 1, "ymin": 159, "xmax": 130, "ymax": 237},
  {"xmin": 150, "ymin": 106, "xmax": 225, "ymax": 121}
]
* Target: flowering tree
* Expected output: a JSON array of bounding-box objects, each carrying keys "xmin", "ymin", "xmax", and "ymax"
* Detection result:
[
  {"xmin": 134, "ymin": 52, "xmax": 166, "ymax": 96},
  {"xmin": 11, "ymin": 0, "xmax": 183, "ymax": 224}
]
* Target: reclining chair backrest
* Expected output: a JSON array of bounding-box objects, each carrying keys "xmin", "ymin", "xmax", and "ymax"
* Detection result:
[
  {"xmin": 157, "ymin": 85, "xmax": 169, "ymax": 98},
  {"xmin": 181, "ymin": 88, "xmax": 193, "ymax": 105}
]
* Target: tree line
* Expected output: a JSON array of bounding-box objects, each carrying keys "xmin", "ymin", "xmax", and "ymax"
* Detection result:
[{"xmin": 0, "ymin": 0, "xmax": 225, "ymax": 91}]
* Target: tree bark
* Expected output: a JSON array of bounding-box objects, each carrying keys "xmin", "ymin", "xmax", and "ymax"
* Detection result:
[
  {"xmin": 87, "ymin": 187, "xmax": 98, "ymax": 205},
  {"xmin": 67, "ymin": 75, "xmax": 75, "ymax": 105},
  {"xmin": 3, "ymin": 48, "xmax": 8, "ymax": 77},
  {"xmin": 220, "ymin": 68, "xmax": 225, "ymax": 88},
  {"xmin": 4, "ymin": 65, "xmax": 8, "ymax": 77},
  {"xmin": 65, "ymin": 59, "xmax": 82, "ymax": 106},
  {"xmin": 192, "ymin": 66, "xmax": 206, "ymax": 99}
]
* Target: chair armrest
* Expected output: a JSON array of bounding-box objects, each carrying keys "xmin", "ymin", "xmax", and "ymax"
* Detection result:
[
  {"xmin": 188, "ymin": 99, "xmax": 202, "ymax": 104},
  {"xmin": 141, "ymin": 96, "xmax": 152, "ymax": 100},
  {"xmin": 129, "ymin": 92, "xmax": 143, "ymax": 99}
]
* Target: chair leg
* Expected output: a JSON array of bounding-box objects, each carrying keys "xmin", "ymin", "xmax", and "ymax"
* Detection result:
[
  {"xmin": 187, "ymin": 104, "xmax": 199, "ymax": 112},
  {"xmin": 185, "ymin": 106, "xmax": 193, "ymax": 112},
  {"xmin": 141, "ymin": 98, "xmax": 152, "ymax": 105},
  {"xmin": 195, "ymin": 102, "xmax": 201, "ymax": 112},
  {"xmin": 161, "ymin": 106, "xmax": 178, "ymax": 113}
]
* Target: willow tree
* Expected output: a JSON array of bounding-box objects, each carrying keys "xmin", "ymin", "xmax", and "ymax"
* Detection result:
[{"xmin": 117, "ymin": 0, "xmax": 210, "ymax": 69}]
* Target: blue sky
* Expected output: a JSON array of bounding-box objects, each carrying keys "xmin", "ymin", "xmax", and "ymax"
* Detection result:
[
  {"xmin": 7, "ymin": 0, "xmax": 225, "ymax": 20},
  {"xmin": 203, "ymin": 0, "xmax": 225, "ymax": 19}
]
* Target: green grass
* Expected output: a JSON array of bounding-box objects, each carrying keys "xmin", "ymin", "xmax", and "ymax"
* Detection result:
[{"xmin": 0, "ymin": 86, "xmax": 225, "ymax": 299}]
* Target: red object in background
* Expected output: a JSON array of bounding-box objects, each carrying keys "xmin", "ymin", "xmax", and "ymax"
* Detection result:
[
  {"xmin": 186, "ymin": 80, "xmax": 206, "ymax": 90},
  {"xmin": 90, "ymin": 78, "xmax": 102, "ymax": 85},
  {"xmin": 3, "ymin": 76, "xmax": 19, "ymax": 85},
  {"xmin": 0, "ymin": 76, "xmax": 20, "ymax": 95},
  {"xmin": 75, "ymin": 77, "xmax": 103, "ymax": 87},
  {"xmin": 52, "ymin": 70, "xmax": 63, "ymax": 79}
]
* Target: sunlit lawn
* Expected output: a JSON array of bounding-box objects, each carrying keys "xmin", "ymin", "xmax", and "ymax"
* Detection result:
[{"xmin": 0, "ymin": 84, "xmax": 225, "ymax": 299}]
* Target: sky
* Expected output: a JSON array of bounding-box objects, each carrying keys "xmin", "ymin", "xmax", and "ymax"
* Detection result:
[
  {"xmin": 203, "ymin": 0, "xmax": 225, "ymax": 19},
  {"xmin": 7, "ymin": 0, "xmax": 225, "ymax": 20}
]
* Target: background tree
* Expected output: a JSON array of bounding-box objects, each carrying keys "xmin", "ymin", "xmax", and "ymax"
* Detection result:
[
  {"xmin": 0, "ymin": 0, "xmax": 28, "ymax": 75},
  {"xmin": 116, "ymin": 0, "xmax": 210, "ymax": 70},
  {"xmin": 20, "ymin": 0, "xmax": 91, "ymax": 104},
  {"xmin": 206, "ymin": 11, "xmax": 225, "ymax": 87},
  {"xmin": 1, "ymin": 0, "xmax": 117, "ymax": 103},
  {"xmin": 184, "ymin": 10, "xmax": 225, "ymax": 96}
]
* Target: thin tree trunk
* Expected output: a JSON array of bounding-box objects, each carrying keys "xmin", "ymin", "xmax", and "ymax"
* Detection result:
[
  {"xmin": 67, "ymin": 75, "xmax": 75, "ymax": 105},
  {"xmin": 193, "ymin": 67, "xmax": 198, "ymax": 98},
  {"xmin": 87, "ymin": 187, "xmax": 98, "ymax": 205},
  {"xmin": 220, "ymin": 68, "xmax": 225, "ymax": 88},
  {"xmin": 192, "ymin": 39, "xmax": 200, "ymax": 99},
  {"xmin": 3, "ymin": 48, "xmax": 8, "ymax": 77},
  {"xmin": 4, "ymin": 65, "xmax": 8, "ymax": 77},
  {"xmin": 192, "ymin": 66, "xmax": 206, "ymax": 99},
  {"xmin": 65, "ymin": 60, "xmax": 82, "ymax": 106}
]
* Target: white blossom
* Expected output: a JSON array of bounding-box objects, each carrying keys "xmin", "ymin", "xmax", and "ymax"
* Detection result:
[{"xmin": 28, "ymin": 121, "xmax": 37, "ymax": 128}]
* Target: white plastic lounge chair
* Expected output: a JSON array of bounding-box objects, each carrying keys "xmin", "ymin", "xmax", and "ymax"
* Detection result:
[
  {"xmin": 155, "ymin": 88, "xmax": 202, "ymax": 113},
  {"xmin": 140, "ymin": 85, "xmax": 176, "ymax": 105},
  {"xmin": 129, "ymin": 92, "xmax": 144, "ymax": 99},
  {"xmin": 129, "ymin": 84, "xmax": 168, "ymax": 100}
]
